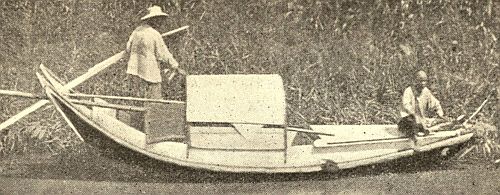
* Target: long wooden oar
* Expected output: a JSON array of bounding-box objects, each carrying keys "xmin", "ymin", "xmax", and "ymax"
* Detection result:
[
  {"xmin": 462, "ymin": 92, "xmax": 494, "ymax": 126},
  {"xmin": 0, "ymin": 89, "xmax": 181, "ymax": 108},
  {"xmin": 1, "ymin": 88, "xmax": 145, "ymax": 112},
  {"xmin": 0, "ymin": 26, "xmax": 189, "ymax": 133},
  {"xmin": 0, "ymin": 90, "xmax": 45, "ymax": 99}
]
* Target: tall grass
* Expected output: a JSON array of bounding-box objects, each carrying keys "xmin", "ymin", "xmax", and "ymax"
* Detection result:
[{"xmin": 0, "ymin": 0, "xmax": 498, "ymax": 155}]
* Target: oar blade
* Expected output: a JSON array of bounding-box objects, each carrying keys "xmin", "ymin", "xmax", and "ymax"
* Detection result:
[{"xmin": 0, "ymin": 100, "xmax": 49, "ymax": 132}]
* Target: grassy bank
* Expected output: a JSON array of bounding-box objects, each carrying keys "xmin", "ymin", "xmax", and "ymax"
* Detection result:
[{"xmin": 0, "ymin": 0, "xmax": 498, "ymax": 155}]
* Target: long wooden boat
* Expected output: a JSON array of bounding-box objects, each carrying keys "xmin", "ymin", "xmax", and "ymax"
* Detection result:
[{"xmin": 36, "ymin": 66, "xmax": 475, "ymax": 173}]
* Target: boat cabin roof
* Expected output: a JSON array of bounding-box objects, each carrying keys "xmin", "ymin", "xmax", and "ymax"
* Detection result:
[{"xmin": 186, "ymin": 74, "xmax": 286, "ymax": 125}]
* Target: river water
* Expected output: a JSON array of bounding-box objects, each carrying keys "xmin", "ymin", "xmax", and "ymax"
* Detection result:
[{"xmin": 0, "ymin": 147, "xmax": 499, "ymax": 194}]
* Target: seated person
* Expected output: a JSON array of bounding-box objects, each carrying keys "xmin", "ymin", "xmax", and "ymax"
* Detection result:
[{"xmin": 398, "ymin": 70, "xmax": 445, "ymax": 136}]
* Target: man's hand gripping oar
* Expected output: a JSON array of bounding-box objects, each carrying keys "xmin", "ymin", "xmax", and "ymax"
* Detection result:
[{"xmin": 164, "ymin": 67, "xmax": 188, "ymax": 84}]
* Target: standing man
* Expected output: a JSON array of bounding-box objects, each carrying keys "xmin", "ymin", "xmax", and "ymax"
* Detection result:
[
  {"xmin": 126, "ymin": 5, "xmax": 179, "ymax": 130},
  {"xmin": 126, "ymin": 5, "xmax": 179, "ymax": 99},
  {"xmin": 399, "ymin": 70, "xmax": 444, "ymax": 136}
]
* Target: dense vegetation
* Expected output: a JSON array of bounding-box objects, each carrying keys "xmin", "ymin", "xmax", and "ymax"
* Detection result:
[{"xmin": 0, "ymin": 0, "xmax": 498, "ymax": 156}]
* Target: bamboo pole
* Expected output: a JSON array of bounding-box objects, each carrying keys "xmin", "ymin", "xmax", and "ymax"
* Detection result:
[
  {"xmin": 1, "ymin": 88, "xmax": 145, "ymax": 111},
  {"xmin": 462, "ymin": 93, "xmax": 493, "ymax": 126},
  {"xmin": 286, "ymin": 127, "xmax": 335, "ymax": 136},
  {"xmin": 69, "ymin": 99, "xmax": 145, "ymax": 112},
  {"xmin": 0, "ymin": 90, "xmax": 45, "ymax": 99},
  {"xmin": 67, "ymin": 93, "xmax": 185, "ymax": 104},
  {"xmin": 0, "ymin": 88, "xmax": 184, "ymax": 105}
]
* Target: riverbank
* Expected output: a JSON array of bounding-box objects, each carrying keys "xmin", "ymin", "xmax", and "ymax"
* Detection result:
[{"xmin": 1, "ymin": 163, "xmax": 499, "ymax": 194}]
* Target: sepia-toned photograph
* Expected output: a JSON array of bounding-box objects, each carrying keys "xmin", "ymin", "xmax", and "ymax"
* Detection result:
[{"xmin": 0, "ymin": 0, "xmax": 499, "ymax": 194}]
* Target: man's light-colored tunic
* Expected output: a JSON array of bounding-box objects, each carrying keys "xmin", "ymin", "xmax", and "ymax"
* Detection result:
[
  {"xmin": 401, "ymin": 86, "xmax": 444, "ymax": 125},
  {"xmin": 126, "ymin": 24, "xmax": 178, "ymax": 83}
]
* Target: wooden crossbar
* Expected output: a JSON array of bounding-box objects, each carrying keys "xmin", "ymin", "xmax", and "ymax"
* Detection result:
[
  {"xmin": 69, "ymin": 99, "xmax": 145, "ymax": 112},
  {"xmin": 67, "ymin": 93, "xmax": 185, "ymax": 104}
]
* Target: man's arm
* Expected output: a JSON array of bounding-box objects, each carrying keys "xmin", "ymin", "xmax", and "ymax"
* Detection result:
[
  {"xmin": 430, "ymin": 96, "xmax": 444, "ymax": 118},
  {"xmin": 401, "ymin": 87, "xmax": 415, "ymax": 116},
  {"xmin": 426, "ymin": 89, "xmax": 444, "ymax": 118},
  {"xmin": 154, "ymin": 33, "xmax": 179, "ymax": 69},
  {"xmin": 126, "ymin": 31, "xmax": 135, "ymax": 54}
]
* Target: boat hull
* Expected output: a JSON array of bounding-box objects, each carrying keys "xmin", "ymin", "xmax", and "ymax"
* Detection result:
[{"xmin": 37, "ymin": 70, "xmax": 475, "ymax": 173}]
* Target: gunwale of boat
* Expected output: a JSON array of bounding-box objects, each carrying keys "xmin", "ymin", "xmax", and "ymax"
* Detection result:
[{"xmin": 38, "ymin": 71, "xmax": 475, "ymax": 173}]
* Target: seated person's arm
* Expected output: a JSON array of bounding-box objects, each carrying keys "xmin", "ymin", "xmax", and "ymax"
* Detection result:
[
  {"xmin": 401, "ymin": 88, "xmax": 415, "ymax": 115},
  {"xmin": 429, "ymin": 94, "xmax": 444, "ymax": 118}
]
